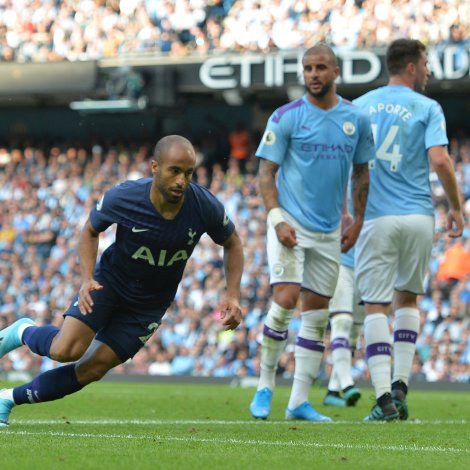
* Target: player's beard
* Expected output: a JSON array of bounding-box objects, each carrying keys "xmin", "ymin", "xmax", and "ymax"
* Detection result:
[
  {"xmin": 414, "ymin": 79, "xmax": 427, "ymax": 94},
  {"xmin": 157, "ymin": 181, "xmax": 185, "ymax": 204},
  {"xmin": 306, "ymin": 79, "xmax": 334, "ymax": 99}
]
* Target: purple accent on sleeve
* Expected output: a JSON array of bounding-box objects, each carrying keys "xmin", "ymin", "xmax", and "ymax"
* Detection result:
[
  {"xmin": 263, "ymin": 325, "xmax": 288, "ymax": 341},
  {"xmin": 394, "ymin": 329, "xmax": 418, "ymax": 344},
  {"xmin": 330, "ymin": 337, "xmax": 350, "ymax": 351},
  {"xmin": 296, "ymin": 336, "xmax": 325, "ymax": 352},
  {"xmin": 366, "ymin": 342, "xmax": 392, "ymax": 360},
  {"xmin": 272, "ymin": 99, "xmax": 304, "ymax": 123}
]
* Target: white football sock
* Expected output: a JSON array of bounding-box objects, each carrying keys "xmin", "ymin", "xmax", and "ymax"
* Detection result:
[
  {"xmin": 288, "ymin": 308, "xmax": 328, "ymax": 409},
  {"xmin": 393, "ymin": 307, "xmax": 419, "ymax": 386},
  {"xmin": 18, "ymin": 323, "xmax": 35, "ymax": 343},
  {"xmin": 258, "ymin": 302, "xmax": 295, "ymax": 391},
  {"xmin": 329, "ymin": 314, "xmax": 354, "ymax": 390},
  {"xmin": 364, "ymin": 313, "xmax": 392, "ymax": 399},
  {"xmin": 0, "ymin": 388, "xmax": 14, "ymax": 402},
  {"xmin": 328, "ymin": 366, "xmax": 341, "ymax": 393}
]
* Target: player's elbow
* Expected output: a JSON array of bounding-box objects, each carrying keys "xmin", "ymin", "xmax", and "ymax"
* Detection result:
[
  {"xmin": 431, "ymin": 157, "xmax": 454, "ymax": 177},
  {"xmin": 429, "ymin": 147, "xmax": 453, "ymax": 173}
]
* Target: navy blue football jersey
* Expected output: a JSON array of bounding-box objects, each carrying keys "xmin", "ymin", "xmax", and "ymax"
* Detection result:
[{"xmin": 89, "ymin": 178, "xmax": 235, "ymax": 309}]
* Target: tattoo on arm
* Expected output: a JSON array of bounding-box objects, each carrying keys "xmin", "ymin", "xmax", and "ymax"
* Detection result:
[{"xmin": 351, "ymin": 162, "xmax": 369, "ymax": 220}]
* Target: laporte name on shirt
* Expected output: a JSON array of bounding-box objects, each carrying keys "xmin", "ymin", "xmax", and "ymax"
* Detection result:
[{"xmin": 368, "ymin": 103, "xmax": 413, "ymax": 122}]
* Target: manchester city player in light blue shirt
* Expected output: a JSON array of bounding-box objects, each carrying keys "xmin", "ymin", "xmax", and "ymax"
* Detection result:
[
  {"xmin": 0, "ymin": 135, "xmax": 244, "ymax": 427},
  {"xmin": 250, "ymin": 43, "xmax": 374, "ymax": 422},
  {"xmin": 353, "ymin": 39, "xmax": 464, "ymax": 422}
]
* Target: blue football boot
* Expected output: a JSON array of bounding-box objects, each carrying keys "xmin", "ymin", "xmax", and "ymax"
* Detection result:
[
  {"xmin": 0, "ymin": 393, "xmax": 15, "ymax": 427},
  {"xmin": 0, "ymin": 318, "xmax": 35, "ymax": 358},
  {"xmin": 323, "ymin": 393, "xmax": 346, "ymax": 407},
  {"xmin": 249, "ymin": 387, "xmax": 273, "ymax": 419},
  {"xmin": 285, "ymin": 402, "xmax": 332, "ymax": 422},
  {"xmin": 343, "ymin": 386, "xmax": 361, "ymax": 407}
]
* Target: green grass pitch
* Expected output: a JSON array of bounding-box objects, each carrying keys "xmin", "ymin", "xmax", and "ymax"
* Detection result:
[{"xmin": 0, "ymin": 381, "xmax": 468, "ymax": 469}]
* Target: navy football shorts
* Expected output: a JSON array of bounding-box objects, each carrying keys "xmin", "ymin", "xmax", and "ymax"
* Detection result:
[{"xmin": 64, "ymin": 279, "xmax": 165, "ymax": 362}]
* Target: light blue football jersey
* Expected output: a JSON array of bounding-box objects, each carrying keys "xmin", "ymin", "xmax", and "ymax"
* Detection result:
[
  {"xmin": 256, "ymin": 95, "xmax": 374, "ymax": 232},
  {"xmin": 353, "ymin": 85, "xmax": 448, "ymax": 219}
]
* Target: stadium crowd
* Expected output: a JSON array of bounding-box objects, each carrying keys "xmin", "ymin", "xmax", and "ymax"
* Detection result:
[
  {"xmin": 0, "ymin": 0, "xmax": 469, "ymax": 62},
  {"xmin": 0, "ymin": 130, "xmax": 470, "ymax": 384}
]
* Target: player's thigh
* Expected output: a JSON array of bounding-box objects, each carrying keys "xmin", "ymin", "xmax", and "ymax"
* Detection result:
[
  {"xmin": 302, "ymin": 229, "xmax": 341, "ymax": 298},
  {"xmin": 75, "ymin": 339, "xmax": 123, "ymax": 384},
  {"xmin": 329, "ymin": 265, "xmax": 355, "ymax": 313},
  {"xmin": 58, "ymin": 281, "xmax": 120, "ymax": 359},
  {"xmin": 50, "ymin": 316, "xmax": 96, "ymax": 360},
  {"xmin": 396, "ymin": 214, "xmax": 434, "ymax": 294},
  {"xmin": 355, "ymin": 216, "xmax": 399, "ymax": 303},
  {"xmin": 267, "ymin": 222, "xmax": 304, "ymax": 284},
  {"xmin": 97, "ymin": 307, "xmax": 165, "ymax": 362}
]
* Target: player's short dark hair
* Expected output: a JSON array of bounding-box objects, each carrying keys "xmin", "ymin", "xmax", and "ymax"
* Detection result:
[
  {"xmin": 303, "ymin": 43, "xmax": 338, "ymax": 67},
  {"xmin": 386, "ymin": 39, "xmax": 426, "ymax": 76},
  {"xmin": 153, "ymin": 135, "xmax": 193, "ymax": 163}
]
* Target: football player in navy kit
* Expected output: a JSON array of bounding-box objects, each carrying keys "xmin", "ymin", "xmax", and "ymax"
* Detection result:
[{"xmin": 0, "ymin": 135, "xmax": 244, "ymax": 426}]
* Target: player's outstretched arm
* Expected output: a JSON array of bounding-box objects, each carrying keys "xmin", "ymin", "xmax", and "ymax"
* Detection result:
[
  {"xmin": 219, "ymin": 230, "xmax": 244, "ymax": 330},
  {"xmin": 342, "ymin": 162, "xmax": 369, "ymax": 252},
  {"xmin": 77, "ymin": 218, "xmax": 103, "ymax": 315},
  {"xmin": 429, "ymin": 146, "xmax": 464, "ymax": 238}
]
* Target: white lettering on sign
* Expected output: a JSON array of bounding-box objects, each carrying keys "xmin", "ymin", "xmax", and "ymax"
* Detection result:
[{"xmin": 199, "ymin": 47, "xmax": 470, "ymax": 90}]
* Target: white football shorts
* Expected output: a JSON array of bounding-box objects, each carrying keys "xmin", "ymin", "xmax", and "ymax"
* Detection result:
[
  {"xmin": 267, "ymin": 209, "xmax": 340, "ymax": 298},
  {"xmin": 355, "ymin": 214, "xmax": 434, "ymax": 303}
]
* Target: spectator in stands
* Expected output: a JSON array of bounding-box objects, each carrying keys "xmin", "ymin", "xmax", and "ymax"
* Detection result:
[
  {"xmin": 228, "ymin": 122, "xmax": 252, "ymax": 174},
  {"xmin": 0, "ymin": 0, "xmax": 468, "ymax": 61}
]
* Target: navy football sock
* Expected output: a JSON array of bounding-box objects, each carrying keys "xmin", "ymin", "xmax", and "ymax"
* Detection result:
[
  {"xmin": 13, "ymin": 364, "xmax": 83, "ymax": 405},
  {"xmin": 23, "ymin": 325, "xmax": 59, "ymax": 358}
]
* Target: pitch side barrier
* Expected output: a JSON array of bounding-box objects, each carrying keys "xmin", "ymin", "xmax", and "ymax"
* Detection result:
[{"xmin": 100, "ymin": 373, "xmax": 469, "ymax": 392}]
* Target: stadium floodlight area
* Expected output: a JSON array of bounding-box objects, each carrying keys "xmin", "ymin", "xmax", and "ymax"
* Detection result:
[{"xmin": 69, "ymin": 97, "xmax": 148, "ymax": 113}]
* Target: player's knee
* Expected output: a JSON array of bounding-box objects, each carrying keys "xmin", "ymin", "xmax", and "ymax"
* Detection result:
[
  {"xmin": 300, "ymin": 309, "xmax": 329, "ymax": 340},
  {"xmin": 273, "ymin": 290, "xmax": 298, "ymax": 310},
  {"xmin": 331, "ymin": 313, "xmax": 353, "ymax": 336},
  {"xmin": 75, "ymin": 361, "xmax": 112, "ymax": 385},
  {"xmin": 266, "ymin": 302, "xmax": 295, "ymax": 331},
  {"xmin": 50, "ymin": 341, "xmax": 86, "ymax": 363}
]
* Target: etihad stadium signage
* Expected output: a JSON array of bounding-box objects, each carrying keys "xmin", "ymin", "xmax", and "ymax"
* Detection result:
[
  {"xmin": 196, "ymin": 46, "xmax": 470, "ymax": 90},
  {"xmin": 0, "ymin": 45, "xmax": 468, "ymax": 100}
]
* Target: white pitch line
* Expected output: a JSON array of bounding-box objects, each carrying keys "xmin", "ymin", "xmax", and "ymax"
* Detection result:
[
  {"xmin": 9, "ymin": 418, "xmax": 469, "ymax": 426},
  {"xmin": 0, "ymin": 430, "xmax": 468, "ymax": 454}
]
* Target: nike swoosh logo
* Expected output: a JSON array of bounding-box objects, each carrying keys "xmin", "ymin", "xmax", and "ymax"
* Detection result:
[{"xmin": 132, "ymin": 227, "xmax": 149, "ymax": 233}]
